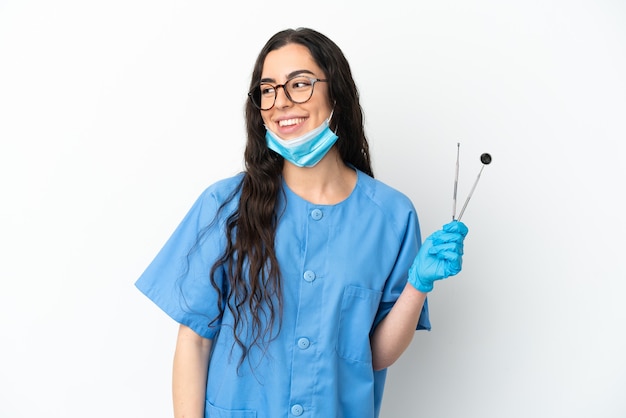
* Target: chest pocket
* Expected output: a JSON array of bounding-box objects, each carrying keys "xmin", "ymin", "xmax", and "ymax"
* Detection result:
[
  {"xmin": 336, "ymin": 285, "xmax": 383, "ymax": 363},
  {"xmin": 206, "ymin": 401, "xmax": 256, "ymax": 418}
]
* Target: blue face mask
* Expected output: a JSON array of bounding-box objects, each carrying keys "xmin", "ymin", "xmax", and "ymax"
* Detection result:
[{"xmin": 265, "ymin": 117, "xmax": 338, "ymax": 167}]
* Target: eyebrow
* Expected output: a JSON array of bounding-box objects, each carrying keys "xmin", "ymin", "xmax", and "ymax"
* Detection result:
[{"xmin": 260, "ymin": 69, "xmax": 316, "ymax": 83}]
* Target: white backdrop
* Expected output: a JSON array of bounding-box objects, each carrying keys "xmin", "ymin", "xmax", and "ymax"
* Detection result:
[{"xmin": 1, "ymin": 1, "xmax": 625, "ymax": 417}]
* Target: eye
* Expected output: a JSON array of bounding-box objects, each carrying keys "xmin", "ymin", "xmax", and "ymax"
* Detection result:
[
  {"xmin": 260, "ymin": 84, "xmax": 275, "ymax": 96},
  {"xmin": 289, "ymin": 77, "xmax": 313, "ymax": 90}
]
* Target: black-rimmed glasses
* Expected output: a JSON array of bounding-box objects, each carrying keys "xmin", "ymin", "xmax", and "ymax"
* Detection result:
[{"xmin": 248, "ymin": 75, "xmax": 328, "ymax": 110}]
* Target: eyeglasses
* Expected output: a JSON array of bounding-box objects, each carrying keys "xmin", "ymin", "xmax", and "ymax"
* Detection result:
[{"xmin": 248, "ymin": 75, "xmax": 328, "ymax": 111}]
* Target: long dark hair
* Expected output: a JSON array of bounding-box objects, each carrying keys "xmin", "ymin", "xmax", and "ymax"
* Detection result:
[{"xmin": 210, "ymin": 27, "xmax": 373, "ymax": 365}]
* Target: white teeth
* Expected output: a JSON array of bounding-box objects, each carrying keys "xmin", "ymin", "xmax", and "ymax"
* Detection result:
[{"xmin": 279, "ymin": 118, "xmax": 304, "ymax": 127}]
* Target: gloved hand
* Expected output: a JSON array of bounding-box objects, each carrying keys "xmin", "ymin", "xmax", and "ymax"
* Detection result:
[{"xmin": 408, "ymin": 220, "xmax": 469, "ymax": 293}]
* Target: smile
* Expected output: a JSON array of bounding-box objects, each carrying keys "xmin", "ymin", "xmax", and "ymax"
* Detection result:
[{"xmin": 278, "ymin": 118, "xmax": 306, "ymax": 127}]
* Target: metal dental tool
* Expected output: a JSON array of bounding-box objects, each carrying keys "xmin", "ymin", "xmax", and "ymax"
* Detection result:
[
  {"xmin": 452, "ymin": 142, "xmax": 460, "ymax": 221},
  {"xmin": 456, "ymin": 152, "xmax": 492, "ymax": 221}
]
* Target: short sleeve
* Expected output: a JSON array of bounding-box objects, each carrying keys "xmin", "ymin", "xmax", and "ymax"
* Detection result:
[
  {"xmin": 135, "ymin": 186, "xmax": 231, "ymax": 339},
  {"xmin": 373, "ymin": 206, "xmax": 431, "ymax": 331}
]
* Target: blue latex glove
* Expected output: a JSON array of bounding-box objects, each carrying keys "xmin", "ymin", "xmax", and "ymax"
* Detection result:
[{"xmin": 408, "ymin": 221, "xmax": 469, "ymax": 292}]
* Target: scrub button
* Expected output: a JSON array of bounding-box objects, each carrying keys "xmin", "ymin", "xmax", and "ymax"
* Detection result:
[
  {"xmin": 297, "ymin": 337, "xmax": 310, "ymax": 349},
  {"xmin": 303, "ymin": 270, "xmax": 316, "ymax": 282},
  {"xmin": 291, "ymin": 404, "xmax": 304, "ymax": 416},
  {"xmin": 311, "ymin": 209, "xmax": 323, "ymax": 220}
]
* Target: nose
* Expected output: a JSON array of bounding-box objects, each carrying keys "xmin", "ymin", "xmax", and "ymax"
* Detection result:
[{"xmin": 274, "ymin": 85, "xmax": 291, "ymax": 108}]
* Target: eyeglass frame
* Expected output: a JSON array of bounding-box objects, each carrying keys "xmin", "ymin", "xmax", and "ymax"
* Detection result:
[{"xmin": 248, "ymin": 75, "xmax": 329, "ymax": 111}]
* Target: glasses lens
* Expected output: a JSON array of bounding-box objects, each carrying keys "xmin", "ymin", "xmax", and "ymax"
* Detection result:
[
  {"xmin": 258, "ymin": 83, "xmax": 276, "ymax": 110},
  {"xmin": 285, "ymin": 77, "xmax": 315, "ymax": 104},
  {"xmin": 249, "ymin": 84, "xmax": 275, "ymax": 110}
]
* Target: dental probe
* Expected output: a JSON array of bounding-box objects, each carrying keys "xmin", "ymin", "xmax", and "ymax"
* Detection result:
[{"xmin": 452, "ymin": 142, "xmax": 460, "ymax": 220}]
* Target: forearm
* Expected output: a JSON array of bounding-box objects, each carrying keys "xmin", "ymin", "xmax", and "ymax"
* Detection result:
[
  {"xmin": 370, "ymin": 283, "xmax": 427, "ymax": 371},
  {"xmin": 173, "ymin": 325, "xmax": 212, "ymax": 418}
]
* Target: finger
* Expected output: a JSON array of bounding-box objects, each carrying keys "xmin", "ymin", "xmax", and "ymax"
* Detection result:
[
  {"xmin": 428, "ymin": 241, "xmax": 464, "ymax": 256},
  {"xmin": 443, "ymin": 221, "xmax": 469, "ymax": 237},
  {"xmin": 432, "ymin": 232, "xmax": 466, "ymax": 245},
  {"xmin": 439, "ymin": 253, "xmax": 463, "ymax": 276},
  {"xmin": 445, "ymin": 259, "xmax": 463, "ymax": 276}
]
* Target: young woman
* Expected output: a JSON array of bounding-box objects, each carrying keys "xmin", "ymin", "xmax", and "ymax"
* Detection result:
[{"xmin": 136, "ymin": 27, "xmax": 468, "ymax": 418}]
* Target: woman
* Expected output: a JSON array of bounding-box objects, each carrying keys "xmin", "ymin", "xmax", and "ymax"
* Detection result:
[{"xmin": 136, "ymin": 27, "xmax": 468, "ymax": 418}]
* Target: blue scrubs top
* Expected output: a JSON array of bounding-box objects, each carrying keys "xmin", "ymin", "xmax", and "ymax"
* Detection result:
[{"xmin": 136, "ymin": 169, "xmax": 430, "ymax": 418}]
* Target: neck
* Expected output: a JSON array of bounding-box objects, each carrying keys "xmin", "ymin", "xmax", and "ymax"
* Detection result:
[{"xmin": 282, "ymin": 147, "xmax": 357, "ymax": 205}]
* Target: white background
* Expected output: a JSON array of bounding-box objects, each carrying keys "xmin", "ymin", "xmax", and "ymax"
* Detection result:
[{"xmin": 1, "ymin": 1, "xmax": 625, "ymax": 417}]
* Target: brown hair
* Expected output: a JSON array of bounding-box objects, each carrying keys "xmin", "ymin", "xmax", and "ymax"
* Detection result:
[{"xmin": 210, "ymin": 27, "xmax": 373, "ymax": 366}]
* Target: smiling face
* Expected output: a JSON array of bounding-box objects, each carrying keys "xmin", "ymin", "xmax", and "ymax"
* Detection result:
[{"xmin": 260, "ymin": 43, "xmax": 333, "ymax": 140}]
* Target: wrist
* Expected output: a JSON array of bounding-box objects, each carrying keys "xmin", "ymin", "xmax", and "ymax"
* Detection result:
[
  {"xmin": 407, "ymin": 264, "xmax": 433, "ymax": 293},
  {"xmin": 407, "ymin": 276, "xmax": 433, "ymax": 293}
]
